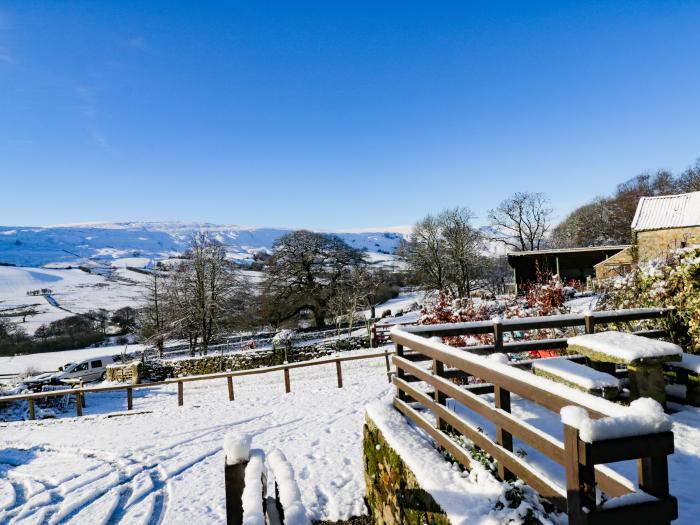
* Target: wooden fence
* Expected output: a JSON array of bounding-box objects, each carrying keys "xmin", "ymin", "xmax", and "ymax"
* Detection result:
[
  {"xmin": 390, "ymin": 307, "xmax": 678, "ymax": 524},
  {"xmin": 1, "ymin": 350, "xmax": 393, "ymax": 421}
]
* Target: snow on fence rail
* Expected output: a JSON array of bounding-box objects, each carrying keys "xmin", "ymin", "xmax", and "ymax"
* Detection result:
[
  {"xmin": 0, "ymin": 350, "xmax": 393, "ymax": 420},
  {"xmin": 390, "ymin": 306, "xmax": 678, "ymax": 525}
]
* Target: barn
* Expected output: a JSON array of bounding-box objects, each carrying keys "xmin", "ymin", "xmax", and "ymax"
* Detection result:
[
  {"xmin": 631, "ymin": 191, "xmax": 700, "ymax": 261},
  {"xmin": 507, "ymin": 245, "xmax": 630, "ymax": 290}
]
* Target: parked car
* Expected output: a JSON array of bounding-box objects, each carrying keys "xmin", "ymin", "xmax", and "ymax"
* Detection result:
[{"xmin": 22, "ymin": 355, "xmax": 118, "ymax": 391}]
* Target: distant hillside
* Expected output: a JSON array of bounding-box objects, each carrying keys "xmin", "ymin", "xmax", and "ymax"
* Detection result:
[{"xmin": 0, "ymin": 222, "xmax": 409, "ymax": 267}]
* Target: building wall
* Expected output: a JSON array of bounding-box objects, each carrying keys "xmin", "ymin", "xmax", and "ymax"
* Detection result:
[
  {"xmin": 636, "ymin": 226, "xmax": 700, "ymax": 262},
  {"xmin": 594, "ymin": 247, "xmax": 634, "ymax": 279}
]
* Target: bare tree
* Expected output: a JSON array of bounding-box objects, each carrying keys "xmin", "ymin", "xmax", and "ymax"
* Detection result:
[
  {"xmin": 488, "ymin": 192, "xmax": 553, "ymax": 251},
  {"xmin": 182, "ymin": 232, "xmax": 242, "ymax": 355},
  {"xmin": 440, "ymin": 207, "xmax": 483, "ymax": 298},
  {"xmin": 139, "ymin": 270, "xmax": 166, "ymax": 357},
  {"xmin": 403, "ymin": 214, "xmax": 447, "ymax": 292},
  {"xmin": 403, "ymin": 207, "xmax": 483, "ymax": 298},
  {"xmin": 261, "ymin": 230, "xmax": 365, "ymax": 328}
]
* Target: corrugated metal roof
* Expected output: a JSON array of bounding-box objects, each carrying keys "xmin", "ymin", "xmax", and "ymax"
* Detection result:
[
  {"xmin": 507, "ymin": 245, "xmax": 630, "ymax": 257},
  {"xmin": 632, "ymin": 191, "xmax": 700, "ymax": 231}
]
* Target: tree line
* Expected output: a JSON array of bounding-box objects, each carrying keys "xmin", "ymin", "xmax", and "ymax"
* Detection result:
[{"xmin": 139, "ymin": 231, "xmax": 402, "ymax": 356}]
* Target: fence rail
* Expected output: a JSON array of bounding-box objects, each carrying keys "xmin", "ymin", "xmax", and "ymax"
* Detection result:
[
  {"xmin": 390, "ymin": 307, "xmax": 677, "ymax": 524},
  {"xmin": 1, "ymin": 350, "xmax": 393, "ymax": 420}
]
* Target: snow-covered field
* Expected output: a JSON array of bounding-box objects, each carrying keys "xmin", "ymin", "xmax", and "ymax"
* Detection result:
[
  {"xmin": 0, "ymin": 222, "xmax": 407, "ymax": 268},
  {"xmin": 2, "ymin": 346, "xmax": 700, "ymax": 524},
  {"xmin": 0, "ymin": 350, "xmax": 394, "ymax": 524},
  {"xmin": 0, "ymin": 266, "xmax": 149, "ymax": 335},
  {"xmin": 0, "ymin": 344, "xmax": 140, "ymax": 377}
]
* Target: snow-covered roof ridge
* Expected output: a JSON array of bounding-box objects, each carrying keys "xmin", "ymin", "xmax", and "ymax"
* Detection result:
[{"xmin": 631, "ymin": 191, "xmax": 700, "ymax": 231}]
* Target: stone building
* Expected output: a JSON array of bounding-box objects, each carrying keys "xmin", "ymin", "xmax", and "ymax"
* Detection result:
[
  {"xmin": 631, "ymin": 191, "xmax": 700, "ymax": 261},
  {"xmin": 594, "ymin": 190, "xmax": 700, "ymax": 279}
]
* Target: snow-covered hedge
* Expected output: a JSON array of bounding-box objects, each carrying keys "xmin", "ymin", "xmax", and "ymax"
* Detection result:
[{"xmin": 598, "ymin": 245, "xmax": 700, "ymax": 353}]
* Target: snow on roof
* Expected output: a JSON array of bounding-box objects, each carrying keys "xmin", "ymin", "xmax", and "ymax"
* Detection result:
[{"xmin": 631, "ymin": 191, "xmax": 700, "ymax": 231}]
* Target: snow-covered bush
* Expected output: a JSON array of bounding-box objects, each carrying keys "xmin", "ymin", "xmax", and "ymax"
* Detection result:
[
  {"xmin": 598, "ymin": 245, "xmax": 700, "ymax": 352},
  {"xmin": 419, "ymin": 270, "xmax": 568, "ymax": 348},
  {"xmin": 272, "ymin": 329, "xmax": 296, "ymax": 349}
]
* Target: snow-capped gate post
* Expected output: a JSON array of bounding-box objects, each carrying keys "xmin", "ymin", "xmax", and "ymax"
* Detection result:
[{"xmin": 223, "ymin": 433, "xmax": 251, "ymax": 525}]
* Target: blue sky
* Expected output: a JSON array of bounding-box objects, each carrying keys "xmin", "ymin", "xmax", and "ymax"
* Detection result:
[{"xmin": 1, "ymin": 1, "xmax": 699, "ymax": 229}]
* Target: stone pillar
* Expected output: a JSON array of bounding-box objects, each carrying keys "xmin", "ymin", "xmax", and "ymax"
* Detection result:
[{"xmin": 628, "ymin": 362, "xmax": 666, "ymax": 405}]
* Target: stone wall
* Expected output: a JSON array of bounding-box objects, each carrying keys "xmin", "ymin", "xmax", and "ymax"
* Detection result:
[
  {"xmin": 106, "ymin": 361, "xmax": 143, "ymax": 384},
  {"xmin": 167, "ymin": 335, "xmax": 370, "ymax": 378},
  {"xmin": 636, "ymin": 226, "xmax": 700, "ymax": 262},
  {"xmin": 363, "ymin": 415, "xmax": 451, "ymax": 525}
]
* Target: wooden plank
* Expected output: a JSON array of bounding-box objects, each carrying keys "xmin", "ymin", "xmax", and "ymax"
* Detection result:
[
  {"xmin": 394, "ymin": 381, "xmax": 567, "ymax": 510},
  {"xmin": 224, "ymin": 459, "xmax": 247, "ymax": 525},
  {"xmin": 579, "ymin": 432, "xmax": 674, "ymax": 466},
  {"xmin": 227, "ymin": 376, "xmax": 235, "ymax": 401},
  {"xmin": 494, "ymin": 385, "xmax": 514, "ymax": 481},
  {"xmin": 638, "ymin": 454, "xmax": 671, "ymax": 499},
  {"xmin": 586, "ymin": 496, "xmax": 678, "ymax": 525},
  {"xmin": 391, "ymin": 330, "xmax": 613, "ymax": 419},
  {"xmin": 396, "ymin": 344, "xmax": 406, "ymax": 402},
  {"xmin": 393, "ymin": 357, "xmax": 633, "ymax": 497},
  {"xmin": 0, "ymin": 351, "xmax": 396, "ymax": 406},
  {"xmin": 336, "ymin": 360, "xmax": 343, "ymax": 389},
  {"xmin": 585, "ymin": 313, "xmax": 595, "ymax": 334},
  {"xmin": 28, "ymin": 399, "xmax": 35, "ymax": 420},
  {"xmin": 177, "ymin": 381, "xmax": 184, "ymax": 406},
  {"xmin": 432, "ymin": 359, "xmax": 447, "ymax": 431},
  {"xmin": 75, "ymin": 392, "xmax": 82, "ymax": 417},
  {"xmin": 283, "ymin": 368, "xmax": 291, "ymax": 393},
  {"xmin": 384, "ymin": 349, "xmax": 392, "ymax": 382},
  {"xmin": 493, "ymin": 319, "xmax": 504, "ymax": 352},
  {"xmin": 564, "ymin": 424, "xmax": 595, "ymax": 524}
]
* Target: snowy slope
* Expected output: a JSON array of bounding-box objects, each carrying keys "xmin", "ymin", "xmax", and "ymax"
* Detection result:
[
  {"xmin": 0, "ymin": 222, "xmax": 408, "ymax": 267},
  {"xmin": 0, "ymin": 350, "xmax": 395, "ymax": 524},
  {"xmin": 0, "ymin": 265, "xmax": 150, "ymax": 335}
]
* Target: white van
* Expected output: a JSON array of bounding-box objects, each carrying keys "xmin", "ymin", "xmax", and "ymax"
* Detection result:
[
  {"xmin": 23, "ymin": 355, "xmax": 118, "ymax": 390},
  {"xmin": 58, "ymin": 356, "xmax": 117, "ymax": 383}
]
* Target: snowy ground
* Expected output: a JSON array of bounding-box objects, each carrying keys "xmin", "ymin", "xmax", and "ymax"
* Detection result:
[
  {"xmin": 0, "ymin": 265, "xmax": 149, "ymax": 336},
  {"xmin": 0, "ymin": 350, "xmax": 394, "ymax": 525},
  {"xmin": 0, "ymin": 344, "xmax": 140, "ymax": 377},
  {"xmin": 2, "ymin": 347, "xmax": 700, "ymax": 524}
]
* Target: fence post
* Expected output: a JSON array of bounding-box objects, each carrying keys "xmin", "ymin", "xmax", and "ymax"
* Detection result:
[
  {"xmin": 638, "ymin": 454, "xmax": 670, "ymax": 499},
  {"xmin": 335, "ymin": 360, "xmax": 343, "ymax": 388},
  {"xmin": 396, "ymin": 344, "xmax": 405, "ymax": 401},
  {"xmin": 494, "ymin": 385, "xmax": 514, "ymax": 480},
  {"xmin": 28, "ymin": 399, "xmax": 35, "ymax": 420},
  {"xmin": 177, "ymin": 381, "xmax": 184, "ymax": 406},
  {"xmin": 227, "ymin": 376, "xmax": 235, "ymax": 401},
  {"xmin": 584, "ymin": 313, "xmax": 595, "ymax": 334},
  {"xmin": 493, "ymin": 318, "xmax": 503, "ymax": 353},
  {"xmin": 433, "ymin": 359, "xmax": 447, "ymax": 431},
  {"xmin": 127, "ymin": 387, "xmax": 133, "ymax": 411},
  {"xmin": 384, "ymin": 349, "xmax": 391, "ymax": 382},
  {"xmin": 283, "ymin": 368, "xmax": 291, "ymax": 393},
  {"xmin": 563, "ymin": 424, "xmax": 596, "ymax": 524},
  {"xmin": 75, "ymin": 392, "xmax": 83, "ymax": 417},
  {"xmin": 224, "ymin": 457, "xmax": 248, "ymax": 525}
]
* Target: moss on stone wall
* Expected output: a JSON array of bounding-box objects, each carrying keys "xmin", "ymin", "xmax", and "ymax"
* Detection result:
[{"xmin": 363, "ymin": 416, "xmax": 451, "ymax": 525}]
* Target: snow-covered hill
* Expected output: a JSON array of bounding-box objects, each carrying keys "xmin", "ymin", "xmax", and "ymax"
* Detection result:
[{"xmin": 0, "ymin": 222, "xmax": 409, "ymax": 268}]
